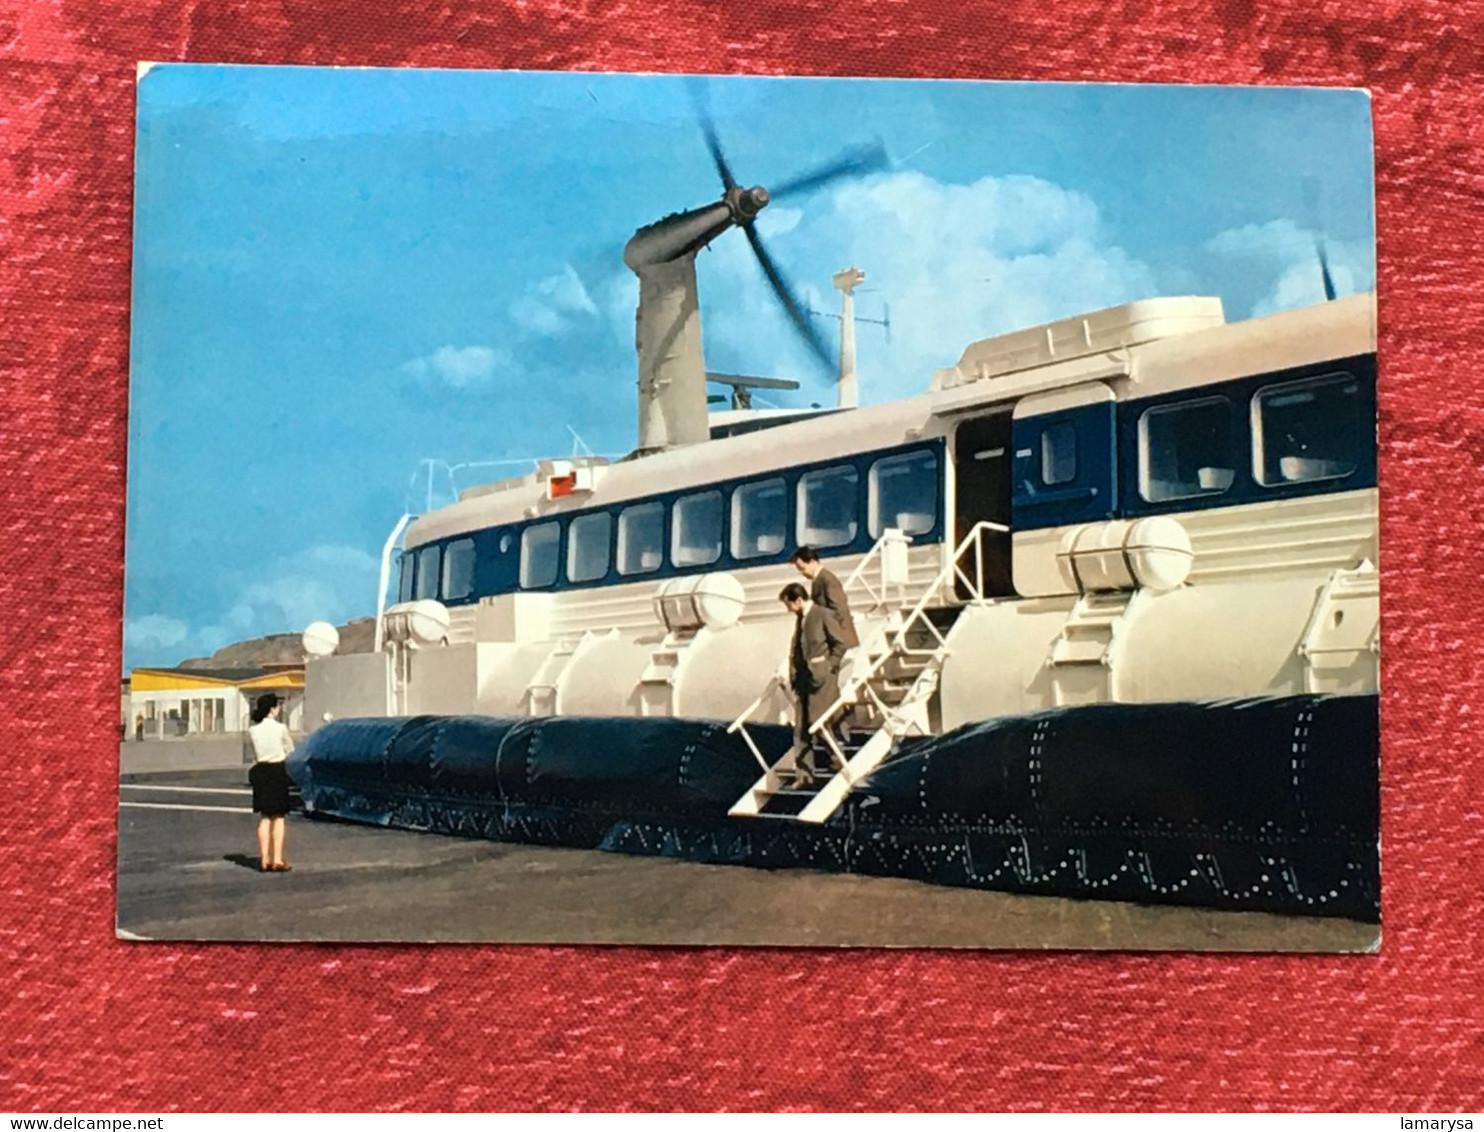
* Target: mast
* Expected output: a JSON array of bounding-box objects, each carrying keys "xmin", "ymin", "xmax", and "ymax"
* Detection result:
[{"xmin": 832, "ymin": 266, "xmax": 865, "ymax": 409}]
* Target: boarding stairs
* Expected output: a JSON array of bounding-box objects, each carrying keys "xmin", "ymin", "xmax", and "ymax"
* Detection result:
[{"xmin": 727, "ymin": 522, "xmax": 1006, "ymax": 824}]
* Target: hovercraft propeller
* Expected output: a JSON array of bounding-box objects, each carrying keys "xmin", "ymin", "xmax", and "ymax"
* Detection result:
[
  {"xmin": 623, "ymin": 87, "xmax": 884, "ymax": 451},
  {"xmin": 623, "ymin": 89, "xmax": 888, "ymax": 452}
]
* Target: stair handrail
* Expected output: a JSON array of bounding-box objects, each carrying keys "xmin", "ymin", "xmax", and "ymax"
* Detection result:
[
  {"xmin": 839, "ymin": 528, "xmax": 912, "ymax": 612},
  {"xmin": 948, "ymin": 520, "xmax": 1011, "ymax": 604},
  {"xmin": 731, "ymin": 521, "xmax": 1010, "ymax": 782},
  {"xmin": 808, "ymin": 521, "xmax": 1010, "ymax": 746},
  {"xmin": 725, "ymin": 668, "xmax": 788, "ymax": 773}
]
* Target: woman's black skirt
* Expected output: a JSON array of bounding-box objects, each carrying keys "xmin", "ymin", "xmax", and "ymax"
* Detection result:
[{"xmin": 249, "ymin": 760, "xmax": 293, "ymax": 817}]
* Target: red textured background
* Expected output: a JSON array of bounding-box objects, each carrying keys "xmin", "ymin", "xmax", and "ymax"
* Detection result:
[{"xmin": 2, "ymin": 0, "xmax": 1481, "ymax": 1113}]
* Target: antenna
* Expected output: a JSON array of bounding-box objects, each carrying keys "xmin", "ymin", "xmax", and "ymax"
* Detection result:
[
  {"xmin": 566, "ymin": 425, "xmax": 594, "ymax": 456},
  {"xmin": 406, "ymin": 456, "xmax": 572, "ymax": 514},
  {"xmin": 705, "ymin": 371, "xmax": 801, "ymax": 410},
  {"xmin": 808, "ymin": 303, "xmax": 891, "ymax": 336}
]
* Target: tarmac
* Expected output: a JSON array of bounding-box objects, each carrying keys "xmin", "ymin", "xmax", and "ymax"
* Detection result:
[{"xmin": 117, "ymin": 766, "xmax": 1381, "ymax": 950}]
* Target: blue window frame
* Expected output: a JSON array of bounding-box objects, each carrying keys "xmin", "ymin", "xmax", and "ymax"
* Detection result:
[
  {"xmin": 413, "ymin": 544, "xmax": 441, "ymax": 600},
  {"xmin": 1139, "ymin": 396, "xmax": 1236, "ymax": 503},
  {"xmin": 618, "ymin": 501, "xmax": 665, "ymax": 576},
  {"xmin": 404, "ymin": 438, "xmax": 944, "ymax": 601},
  {"xmin": 1040, "ymin": 424, "xmax": 1077, "ymax": 486},
  {"xmin": 869, "ymin": 449, "xmax": 938, "ymax": 538},
  {"xmin": 1118, "ymin": 354, "xmax": 1376, "ymax": 520},
  {"xmin": 520, "ymin": 521, "xmax": 561, "ymax": 589},
  {"xmin": 396, "ymin": 553, "xmax": 414, "ymax": 603},
  {"xmin": 731, "ymin": 477, "xmax": 789, "ymax": 560},
  {"xmin": 798, "ymin": 464, "xmax": 859, "ymax": 548},
  {"xmin": 671, "ymin": 490, "xmax": 723, "ymax": 568},
  {"xmin": 442, "ymin": 538, "xmax": 476, "ymax": 601},
  {"xmin": 1253, "ymin": 374, "xmax": 1363, "ymax": 487},
  {"xmin": 1012, "ymin": 402, "xmax": 1117, "ymax": 530},
  {"xmin": 566, "ymin": 512, "xmax": 611, "ymax": 584},
  {"xmin": 475, "ymin": 527, "xmax": 519, "ymax": 599}
]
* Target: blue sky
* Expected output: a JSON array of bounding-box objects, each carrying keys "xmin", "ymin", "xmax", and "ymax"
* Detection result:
[{"xmin": 123, "ymin": 66, "xmax": 1375, "ymax": 668}]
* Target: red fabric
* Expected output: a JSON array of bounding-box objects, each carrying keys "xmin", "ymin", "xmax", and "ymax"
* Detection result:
[{"xmin": 2, "ymin": 0, "xmax": 1480, "ymax": 1113}]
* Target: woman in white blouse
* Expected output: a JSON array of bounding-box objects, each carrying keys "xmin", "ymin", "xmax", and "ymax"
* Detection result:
[{"xmin": 247, "ymin": 693, "xmax": 295, "ymax": 872}]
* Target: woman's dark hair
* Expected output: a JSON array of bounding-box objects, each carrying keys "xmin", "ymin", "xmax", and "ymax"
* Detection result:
[
  {"xmin": 251, "ymin": 692, "xmax": 280, "ymax": 724},
  {"xmin": 778, "ymin": 582, "xmax": 809, "ymax": 604}
]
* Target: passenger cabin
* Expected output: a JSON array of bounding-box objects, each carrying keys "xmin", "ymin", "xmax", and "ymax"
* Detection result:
[{"xmin": 394, "ymin": 291, "xmax": 1376, "ymax": 632}]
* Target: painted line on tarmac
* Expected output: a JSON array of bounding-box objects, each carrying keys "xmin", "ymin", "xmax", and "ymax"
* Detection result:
[
  {"xmin": 120, "ymin": 784, "xmax": 251, "ymax": 796},
  {"xmin": 121, "ymin": 801, "xmax": 255, "ymax": 814}
]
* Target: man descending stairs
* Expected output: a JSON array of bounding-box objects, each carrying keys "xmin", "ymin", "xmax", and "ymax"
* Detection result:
[
  {"xmin": 729, "ymin": 603, "xmax": 963, "ymax": 824},
  {"xmin": 777, "ymin": 581, "xmax": 849, "ymax": 787}
]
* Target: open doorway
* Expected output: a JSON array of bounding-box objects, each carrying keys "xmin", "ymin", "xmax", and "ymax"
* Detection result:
[{"xmin": 953, "ymin": 412, "xmax": 1015, "ymax": 598}]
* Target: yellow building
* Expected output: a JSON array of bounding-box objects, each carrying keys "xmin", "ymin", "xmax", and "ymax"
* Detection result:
[{"xmin": 125, "ymin": 665, "xmax": 305, "ymax": 740}]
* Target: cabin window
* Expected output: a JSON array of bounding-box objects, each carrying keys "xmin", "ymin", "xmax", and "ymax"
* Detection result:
[
  {"xmin": 868, "ymin": 449, "xmax": 938, "ymax": 538},
  {"xmin": 618, "ymin": 501, "xmax": 665, "ymax": 575},
  {"xmin": 1253, "ymin": 374, "xmax": 1362, "ymax": 486},
  {"xmin": 732, "ymin": 477, "xmax": 788, "ymax": 560},
  {"xmin": 565, "ymin": 513, "xmax": 610, "ymax": 584},
  {"xmin": 442, "ymin": 538, "xmax": 476, "ymax": 601},
  {"xmin": 413, "ymin": 544, "xmax": 442, "ymax": 600},
  {"xmin": 396, "ymin": 554, "xmax": 414, "ymax": 603},
  {"xmin": 672, "ymin": 490, "xmax": 723, "ymax": 568},
  {"xmin": 1139, "ymin": 397, "xmax": 1237, "ymax": 503},
  {"xmin": 797, "ymin": 465, "xmax": 859, "ymax": 549},
  {"xmin": 520, "ymin": 522, "xmax": 560, "ymax": 589},
  {"xmin": 1040, "ymin": 424, "xmax": 1077, "ymax": 485}
]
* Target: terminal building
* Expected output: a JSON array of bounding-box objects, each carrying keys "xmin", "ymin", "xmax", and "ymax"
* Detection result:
[{"xmin": 123, "ymin": 664, "xmax": 305, "ymax": 740}]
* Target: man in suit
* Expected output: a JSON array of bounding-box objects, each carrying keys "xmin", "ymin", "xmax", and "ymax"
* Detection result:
[
  {"xmin": 789, "ymin": 546, "xmax": 859, "ymax": 648},
  {"xmin": 779, "ymin": 581, "xmax": 849, "ymax": 783}
]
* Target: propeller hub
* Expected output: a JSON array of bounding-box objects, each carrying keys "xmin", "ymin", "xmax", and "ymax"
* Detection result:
[{"xmin": 726, "ymin": 184, "xmax": 770, "ymax": 224}]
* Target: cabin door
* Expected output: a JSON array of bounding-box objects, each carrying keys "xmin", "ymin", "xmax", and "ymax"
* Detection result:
[{"xmin": 953, "ymin": 412, "xmax": 1015, "ymax": 598}]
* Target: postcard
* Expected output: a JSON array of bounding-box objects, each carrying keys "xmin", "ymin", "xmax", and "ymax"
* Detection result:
[{"xmin": 118, "ymin": 65, "xmax": 1379, "ymax": 949}]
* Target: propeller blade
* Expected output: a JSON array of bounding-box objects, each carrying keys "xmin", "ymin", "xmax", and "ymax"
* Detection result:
[
  {"xmin": 1316, "ymin": 240, "xmax": 1338, "ymax": 302},
  {"xmin": 687, "ymin": 79, "xmax": 736, "ymax": 190},
  {"xmin": 1300, "ymin": 174, "xmax": 1337, "ymax": 302},
  {"xmin": 742, "ymin": 222, "xmax": 835, "ymax": 376},
  {"xmin": 770, "ymin": 140, "xmax": 890, "ymax": 200}
]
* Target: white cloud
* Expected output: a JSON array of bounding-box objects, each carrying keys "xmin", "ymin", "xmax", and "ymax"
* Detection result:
[
  {"xmin": 129, "ymin": 543, "xmax": 383, "ymax": 667},
  {"xmin": 1203, "ymin": 218, "xmax": 1372, "ymax": 317},
  {"xmin": 597, "ymin": 272, "xmax": 639, "ymax": 348},
  {"xmin": 205, "ymin": 543, "xmax": 380, "ymax": 640},
  {"xmin": 124, "ymin": 614, "xmax": 189, "ymax": 653},
  {"xmin": 509, "ymin": 264, "xmax": 600, "ymax": 337},
  {"xmin": 756, "ymin": 205, "xmax": 803, "ymax": 239},
  {"xmin": 306, "ymin": 544, "xmax": 381, "ymax": 572},
  {"xmin": 553, "ymin": 173, "xmax": 1373, "ymax": 416},
  {"xmin": 401, "ymin": 344, "xmax": 506, "ymax": 390},
  {"xmin": 690, "ymin": 170, "xmax": 1157, "ymax": 401}
]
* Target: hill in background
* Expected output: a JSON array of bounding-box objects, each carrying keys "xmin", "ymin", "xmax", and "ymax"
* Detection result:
[{"xmin": 175, "ymin": 616, "xmax": 376, "ymax": 671}]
